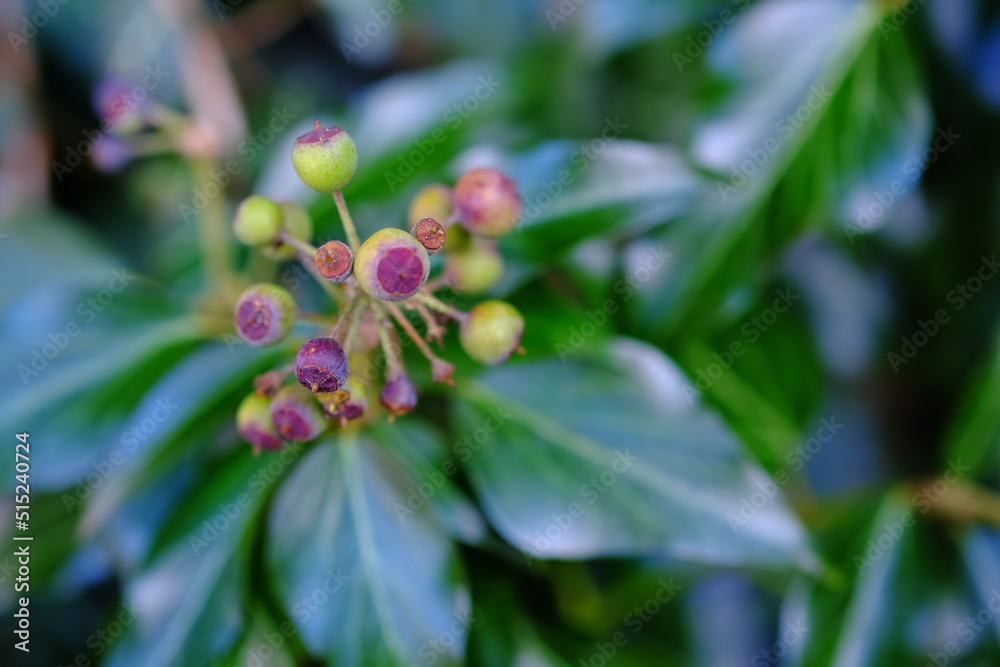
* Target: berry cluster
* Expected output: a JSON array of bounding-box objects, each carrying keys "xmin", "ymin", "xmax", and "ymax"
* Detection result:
[{"xmin": 235, "ymin": 121, "xmax": 525, "ymax": 452}]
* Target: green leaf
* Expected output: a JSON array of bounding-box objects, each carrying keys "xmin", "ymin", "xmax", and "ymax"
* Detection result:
[
  {"xmin": 102, "ymin": 452, "xmax": 270, "ymax": 667},
  {"xmin": 266, "ymin": 433, "xmax": 470, "ymax": 666},
  {"xmin": 452, "ymin": 355, "xmax": 819, "ymax": 572}
]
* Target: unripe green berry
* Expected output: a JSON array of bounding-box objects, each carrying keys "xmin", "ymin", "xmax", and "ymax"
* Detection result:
[
  {"xmin": 236, "ymin": 392, "xmax": 284, "ymax": 451},
  {"xmin": 234, "ymin": 283, "xmax": 296, "ymax": 346},
  {"xmin": 407, "ymin": 183, "xmax": 453, "ymax": 228},
  {"xmin": 234, "ymin": 195, "xmax": 283, "ymax": 248},
  {"xmin": 453, "ymin": 168, "xmax": 521, "ymax": 238},
  {"xmin": 446, "ymin": 240, "xmax": 503, "ymax": 294},
  {"xmin": 354, "ymin": 228, "xmax": 431, "ymax": 301},
  {"xmin": 291, "ymin": 121, "xmax": 358, "ymax": 193},
  {"xmin": 460, "ymin": 300, "xmax": 524, "ymax": 366},
  {"xmin": 269, "ymin": 384, "xmax": 326, "ymax": 442},
  {"xmin": 261, "ymin": 201, "xmax": 314, "ymax": 261},
  {"xmin": 314, "ymin": 240, "xmax": 354, "ymax": 283}
]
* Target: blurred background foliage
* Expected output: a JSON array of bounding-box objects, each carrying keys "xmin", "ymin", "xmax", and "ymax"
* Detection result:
[{"xmin": 3, "ymin": 0, "xmax": 1000, "ymax": 665}]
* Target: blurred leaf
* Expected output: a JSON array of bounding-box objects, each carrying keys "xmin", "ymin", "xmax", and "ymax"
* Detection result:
[
  {"xmin": 266, "ymin": 434, "xmax": 470, "ymax": 666},
  {"xmin": 452, "ymin": 355, "xmax": 819, "ymax": 572},
  {"xmin": 103, "ymin": 452, "xmax": 270, "ymax": 667}
]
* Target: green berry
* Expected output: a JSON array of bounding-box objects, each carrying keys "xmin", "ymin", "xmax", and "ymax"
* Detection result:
[
  {"xmin": 261, "ymin": 201, "xmax": 314, "ymax": 261},
  {"xmin": 236, "ymin": 392, "xmax": 284, "ymax": 451},
  {"xmin": 269, "ymin": 384, "xmax": 326, "ymax": 442},
  {"xmin": 354, "ymin": 228, "xmax": 431, "ymax": 301},
  {"xmin": 291, "ymin": 121, "xmax": 357, "ymax": 193},
  {"xmin": 407, "ymin": 183, "xmax": 453, "ymax": 228},
  {"xmin": 446, "ymin": 240, "xmax": 503, "ymax": 294},
  {"xmin": 453, "ymin": 168, "xmax": 521, "ymax": 238},
  {"xmin": 234, "ymin": 283, "xmax": 296, "ymax": 346},
  {"xmin": 460, "ymin": 300, "xmax": 524, "ymax": 366},
  {"xmin": 234, "ymin": 195, "xmax": 283, "ymax": 248}
]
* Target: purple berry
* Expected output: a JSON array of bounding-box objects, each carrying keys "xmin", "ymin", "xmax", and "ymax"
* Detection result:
[
  {"xmin": 453, "ymin": 168, "xmax": 522, "ymax": 238},
  {"xmin": 234, "ymin": 284, "xmax": 295, "ymax": 346},
  {"xmin": 314, "ymin": 240, "xmax": 354, "ymax": 283},
  {"xmin": 236, "ymin": 393, "xmax": 284, "ymax": 451},
  {"xmin": 294, "ymin": 337, "xmax": 350, "ymax": 393},
  {"xmin": 410, "ymin": 217, "xmax": 446, "ymax": 254},
  {"xmin": 354, "ymin": 228, "xmax": 430, "ymax": 301},
  {"xmin": 380, "ymin": 375, "xmax": 417, "ymax": 419},
  {"xmin": 269, "ymin": 385, "xmax": 326, "ymax": 442}
]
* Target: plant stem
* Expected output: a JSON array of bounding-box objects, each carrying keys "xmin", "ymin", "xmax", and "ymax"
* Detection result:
[
  {"xmin": 371, "ymin": 301, "xmax": 404, "ymax": 379},
  {"xmin": 192, "ymin": 157, "xmax": 233, "ymax": 293},
  {"xmin": 386, "ymin": 302, "xmax": 446, "ymax": 367},
  {"xmin": 279, "ymin": 230, "xmax": 318, "ymax": 258},
  {"xmin": 413, "ymin": 291, "xmax": 467, "ymax": 323},
  {"xmin": 333, "ymin": 190, "xmax": 362, "ymax": 252}
]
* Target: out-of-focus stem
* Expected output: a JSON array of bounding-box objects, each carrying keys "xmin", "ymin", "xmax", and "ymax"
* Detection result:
[
  {"xmin": 371, "ymin": 302, "xmax": 404, "ymax": 379},
  {"xmin": 333, "ymin": 190, "xmax": 362, "ymax": 252},
  {"xmin": 192, "ymin": 158, "xmax": 233, "ymax": 292}
]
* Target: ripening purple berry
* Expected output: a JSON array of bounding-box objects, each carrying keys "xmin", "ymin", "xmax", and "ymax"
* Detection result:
[
  {"xmin": 354, "ymin": 228, "xmax": 430, "ymax": 301},
  {"xmin": 92, "ymin": 136, "xmax": 133, "ymax": 173},
  {"xmin": 380, "ymin": 375, "xmax": 417, "ymax": 419},
  {"xmin": 453, "ymin": 168, "xmax": 522, "ymax": 238},
  {"xmin": 236, "ymin": 392, "xmax": 284, "ymax": 451},
  {"xmin": 234, "ymin": 284, "xmax": 296, "ymax": 346},
  {"xmin": 314, "ymin": 240, "xmax": 354, "ymax": 282},
  {"xmin": 269, "ymin": 385, "xmax": 326, "ymax": 442},
  {"xmin": 319, "ymin": 377, "xmax": 367, "ymax": 423},
  {"xmin": 295, "ymin": 337, "xmax": 350, "ymax": 393},
  {"xmin": 410, "ymin": 217, "xmax": 446, "ymax": 255},
  {"xmin": 93, "ymin": 76, "xmax": 145, "ymax": 134}
]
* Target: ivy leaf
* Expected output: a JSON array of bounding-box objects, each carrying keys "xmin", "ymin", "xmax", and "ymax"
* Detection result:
[
  {"xmin": 266, "ymin": 432, "xmax": 471, "ymax": 666},
  {"xmin": 451, "ymin": 355, "xmax": 819, "ymax": 572}
]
